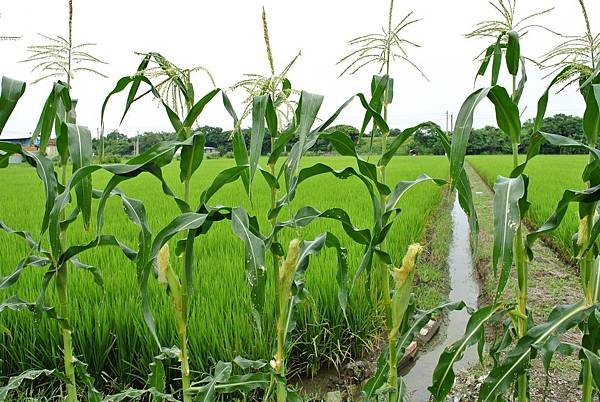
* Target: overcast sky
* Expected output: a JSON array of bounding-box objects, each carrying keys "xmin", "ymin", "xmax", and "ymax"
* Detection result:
[{"xmin": 1, "ymin": 0, "xmax": 598, "ymax": 137}]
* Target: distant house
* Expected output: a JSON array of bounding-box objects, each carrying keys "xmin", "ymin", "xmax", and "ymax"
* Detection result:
[
  {"xmin": 174, "ymin": 146, "xmax": 219, "ymax": 157},
  {"xmin": 1, "ymin": 132, "xmax": 57, "ymax": 163}
]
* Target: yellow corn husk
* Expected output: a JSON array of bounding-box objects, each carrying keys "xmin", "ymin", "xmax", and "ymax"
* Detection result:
[
  {"xmin": 158, "ymin": 244, "xmax": 170, "ymax": 284},
  {"xmin": 279, "ymin": 238, "xmax": 301, "ymax": 291},
  {"xmin": 390, "ymin": 243, "xmax": 422, "ymax": 339},
  {"xmin": 391, "ymin": 243, "xmax": 423, "ymax": 289}
]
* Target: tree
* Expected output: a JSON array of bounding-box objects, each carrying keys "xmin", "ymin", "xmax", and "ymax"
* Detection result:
[{"xmin": 521, "ymin": 114, "xmax": 585, "ymax": 154}]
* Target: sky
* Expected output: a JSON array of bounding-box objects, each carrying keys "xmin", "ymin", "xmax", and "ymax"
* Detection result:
[{"xmin": 1, "ymin": 0, "xmax": 598, "ymax": 138}]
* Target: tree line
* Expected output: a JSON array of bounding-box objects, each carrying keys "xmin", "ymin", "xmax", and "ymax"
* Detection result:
[{"xmin": 94, "ymin": 114, "xmax": 585, "ymax": 159}]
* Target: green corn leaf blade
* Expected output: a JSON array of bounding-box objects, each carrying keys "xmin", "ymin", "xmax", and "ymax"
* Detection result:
[
  {"xmin": 379, "ymin": 122, "xmax": 433, "ymax": 168},
  {"xmin": 59, "ymin": 235, "xmax": 136, "ymax": 265},
  {"xmin": 505, "ymin": 30, "xmax": 520, "ymax": 76},
  {"xmin": 479, "ymin": 302, "xmax": 597, "ymax": 401},
  {"xmin": 249, "ymin": 94, "xmax": 269, "ymax": 195},
  {"xmin": 526, "ymin": 182, "xmax": 600, "ymax": 258},
  {"xmin": 66, "ymin": 123, "xmax": 93, "ymax": 229},
  {"xmin": 150, "ymin": 213, "xmax": 208, "ymax": 259},
  {"xmin": 182, "ymin": 88, "xmax": 220, "ymax": 129},
  {"xmin": 580, "ymin": 60, "xmax": 600, "ymax": 90},
  {"xmin": 321, "ymin": 130, "xmax": 378, "ymax": 183},
  {"xmin": 187, "ymin": 361, "xmax": 232, "ymax": 402},
  {"xmin": 213, "ymin": 373, "xmax": 270, "ymax": 394},
  {"xmin": 123, "ymin": 54, "xmax": 151, "ymax": 123},
  {"xmin": 233, "ymin": 356, "xmax": 267, "ymax": 370},
  {"xmin": 386, "ymin": 174, "xmax": 447, "ymax": 213},
  {"xmin": 488, "ymin": 86, "xmax": 521, "ymax": 144},
  {"xmin": 0, "ymin": 76, "xmax": 26, "ymax": 134},
  {"xmin": 0, "ymin": 255, "xmax": 50, "ymax": 289},
  {"xmin": 0, "ymin": 220, "xmax": 39, "ymax": 249},
  {"xmin": 476, "ymin": 44, "xmax": 495, "ymax": 79},
  {"xmin": 201, "ymin": 165, "xmax": 248, "ymax": 205},
  {"xmin": 70, "ymin": 258, "xmax": 103, "ymax": 288},
  {"xmin": 533, "ymin": 66, "xmax": 574, "ymax": 134},
  {"xmin": 583, "ymin": 84, "xmax": 600, "ymax": 146},
  {"xmin": 265, "ymin": 95, "xmax": 278, "ymax": 139},
  {"xmin": 221, "ymin": 91, "xmax": 238, "ymax": 126},
  {"xmin": 0, "ymin": 369, "xmax": 57, "ymax": 402},
  {"xmin": 323, "ymin": 232, "xmax": 350, "ymax": 321},
  {"xmin": 179, "ymin": 131, "xmax": 206, "ymax": 183},
  {"xmin": 396, "ymin": 301, "xmax": 466, "ymax": 364},
  {"xmin": 449, "ymin": 87, "xmax": 492, "ymax": 186},
  {"xmin": 281, "ymin": 206, "xmax": 371, "ymax": 245},
  {"xmin": 362, "ymin": 348, "xmax": 389, "ymax": 399},
  {"xmin": 101, "ymin": 388, "xmax": 177, "ymax": 402},
  {"xmin": 429, "ymin": 304, "xmax": 505, "ymax": 400},
  {"xmin": 491, "ymin": 38, "xmax": 502, "ymax": 86},
  {"xmin": 314, "ymin": 94, "xmax": 354, "ymax": 133},
  {"xmin": 102, "ymin": 74, "xmax": 182, "ymax": 132},
  {"xmin": 284, "ymin": 91, "xmax": 324, "ymax": 199},
  {"xmin": 31, "ymin": 89, "xmax": 57, "ymax": 154},
  {"xmin": 147, "ymin": 355, "xmax": 166, "ymax": 399},
  {"xmin": 429, "ymin": 124, "xmax": 480, "ymax": 240},
  {"xmin": 360, "ymin": 75, "xmax": 389, "ymax": 136},
  {"xmin": 268, "ymin": 129, "xmax": 294, "ymax": 166},
  {"xmin": 492, "ymin": 175, "xmax": 525, "ymax": 298},
  {"xmin": 1, "ymin": 254, "xmax": 48, "ymax": 293},
  {"xmin": 231, "ymin": 207, "xmax": 267, "ymax": 330},
  {"xmin": 513, "ymin": 57, "xmax": 527, "ymax": 104},
  {"xmin": 258, "ymin": 167, "xmax": 279, "ymax": 190},
  {"xmin": 0, "ymin": 143, "xmax": 58, "ymax": 233}
]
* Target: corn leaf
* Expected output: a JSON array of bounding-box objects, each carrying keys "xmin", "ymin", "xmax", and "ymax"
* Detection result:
[
  {"xmin": 492, "ymin": 175, "xmax": 525, "ymax": 298},
  {"xmin": 0, "ymin": 76, "xmax": 26, "ymax": 134}
]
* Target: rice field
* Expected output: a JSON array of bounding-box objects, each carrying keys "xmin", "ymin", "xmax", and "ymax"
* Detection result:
[
  {"xmin": 468, "ymin": 155, "xmax": 589, "ymax": 256},
  {"xmin": 0, "ymin": 155, "xmax": 448, "ymax": 389}
]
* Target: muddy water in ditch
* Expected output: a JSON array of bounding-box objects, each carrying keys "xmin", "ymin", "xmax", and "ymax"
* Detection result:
[{"xmin": 401, "ymin": 192, "xmax": 479, "ymax": 401}]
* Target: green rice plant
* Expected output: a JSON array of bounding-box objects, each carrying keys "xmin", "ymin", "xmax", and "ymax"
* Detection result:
[{"xmin": 0, "ymin": 78, "xmax": 160, "ymax": 401}]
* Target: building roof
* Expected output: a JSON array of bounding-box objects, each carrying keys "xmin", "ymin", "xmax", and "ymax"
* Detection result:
[{"xmin": 0, "ymin": 131, "xmax": 31, "ymax": 140}]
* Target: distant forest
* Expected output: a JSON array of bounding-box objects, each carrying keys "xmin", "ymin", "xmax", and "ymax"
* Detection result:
[{"xmin": 93, "ymin": 114, "xmax": 585, "ymax": 159}]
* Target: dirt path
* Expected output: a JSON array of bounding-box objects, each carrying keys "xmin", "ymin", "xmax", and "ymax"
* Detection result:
[{"xmin": 451, "ymin": 164, "xmax": 584, "ymax": 401}]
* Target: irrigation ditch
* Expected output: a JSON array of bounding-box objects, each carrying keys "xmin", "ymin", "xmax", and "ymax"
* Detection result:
[
  {"xmin": 448, "ymin": 163, "xmax": 585, "ymax": 402},
  {"xmin": 293, "ymin": 186, "xmax": 483, "ymax": 401},
  {"xmin": 293, "ymin": 162, "xmax": 588, "ymax": 401}
]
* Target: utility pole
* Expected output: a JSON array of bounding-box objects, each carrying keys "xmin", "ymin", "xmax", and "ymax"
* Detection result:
[{"xmin": 446, "ymin": 110, "xmax": 449, "ymax": 132}]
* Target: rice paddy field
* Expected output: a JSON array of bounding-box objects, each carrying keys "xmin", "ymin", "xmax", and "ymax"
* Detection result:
[
  {"xmin": 468, "ymin": 155, "xmax": 589, "ymax": 256},
  {"xmin": 0, "ymin": 155, "xmax": 448, "ymax": 389}
]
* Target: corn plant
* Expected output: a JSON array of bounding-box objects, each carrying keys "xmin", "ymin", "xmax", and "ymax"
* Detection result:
[
  {"xmin": 222, "ymin": 86, "xmax": 368, "ymax": 401},
  {"xmin": 229, "ymin": 7, "xmax": 300, "ymax": 130},
  {"xmin": 0, "ymin": 77, "xmax": 164, "ymax": 401},
  {"xmin": 336, "ymin": 2, "xmax": 481, "ymax": 400},
  {"xmin": 428, "ymin": 2, "xmax": 600, "ymax": 400},
  {"xmin": 506, "ymin": 10, "xmax": 600, "ymax": 399}
]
